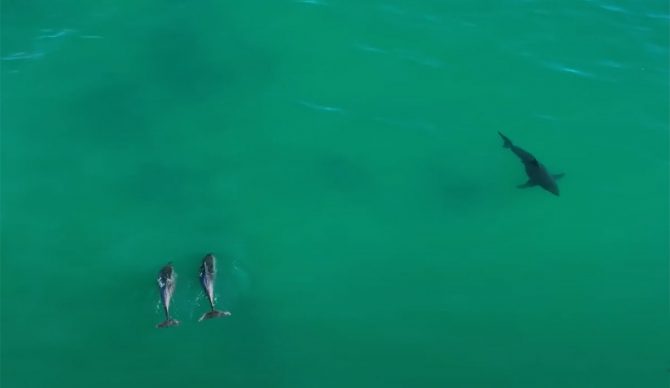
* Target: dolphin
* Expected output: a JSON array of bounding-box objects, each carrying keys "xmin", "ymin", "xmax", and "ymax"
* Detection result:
[
  {"xmin": 156, "ymin": 262, "xmax": 180, "ymax": 328},
  {"xmin": 498, "ymin": 131, "xmax": 564, "ymax": 196},
  {"xmin": 198, "ymin": 253, "xmax": 232, "ymax": 321}
]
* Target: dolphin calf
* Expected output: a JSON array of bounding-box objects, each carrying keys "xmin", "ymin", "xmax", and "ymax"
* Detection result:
[
  {"xmin": 498, "ymin": 131, "xmax": 564, "ymax": 196},
  {"xmin": 198, "ymin": 253, "xmax": 231, "ymax": 321},
  {"xmin": 156, "ymin": 262, "xmax": 180, "ymax": 328}
]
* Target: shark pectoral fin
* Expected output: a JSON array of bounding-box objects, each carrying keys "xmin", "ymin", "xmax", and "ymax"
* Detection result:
[
  {"xmin": 552, "ymin": 173, "xmax": 565, "ymax": 180},
  {"xmin": 517, "ymin": 180, "xmax": 536, "ymax": 189}
]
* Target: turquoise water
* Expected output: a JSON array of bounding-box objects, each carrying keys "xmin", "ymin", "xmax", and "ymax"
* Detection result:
[{"xmin": 2, "ymin": 1, "xmax": 668, "ymax": 387}]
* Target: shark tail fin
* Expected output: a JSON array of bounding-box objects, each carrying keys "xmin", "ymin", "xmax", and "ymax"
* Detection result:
[
  {"xmin": 156, "ymin": 318, "xmax": 180, "ymax": 328},
  {"xmin": 198, "ymin": 310, "xmax": 232, "ymax": 322},
  {"xmin": 498, "ymin": 131, "xmax": 513, "ymax": 148}
]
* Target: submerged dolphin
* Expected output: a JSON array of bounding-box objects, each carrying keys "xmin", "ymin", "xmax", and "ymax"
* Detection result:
[
  {"xmin": 498, "ymin": 131, "xmax": 564, "ymax": 196},
  {"xmin": 156, "ymin": 262, "xmax": 180, "ymax": 328},
  {"xmin": 198, "ymin": 253, "xmax": 231, "ymax": 321}
]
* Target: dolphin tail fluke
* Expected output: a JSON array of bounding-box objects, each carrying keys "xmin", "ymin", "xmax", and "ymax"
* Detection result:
[
  {"xmin": 198, "ymin": 310, "xmax": 232, "ymax": 322},
  {"xmin": 498, "ymin": 131, "xmax": 513, "ymax": 148},
  {"xmin": 156, "ymin": 318, "xmax": 180, "ymax": 328}
]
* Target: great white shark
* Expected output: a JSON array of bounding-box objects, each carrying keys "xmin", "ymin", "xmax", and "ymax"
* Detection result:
[{"xmin": 498, "ymin": 131, "xmax": 564, "ymax": 196}]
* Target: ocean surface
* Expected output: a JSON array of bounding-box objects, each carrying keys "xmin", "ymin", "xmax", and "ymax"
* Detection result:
[{"xmin": 1, "ymin": 1, "xmax": 669, "ymax": 387}]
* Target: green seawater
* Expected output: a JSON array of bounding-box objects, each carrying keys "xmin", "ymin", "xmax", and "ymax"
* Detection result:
[{"xmin": 1, "ymin": 1, "xmax": 669, "ymax": 387}]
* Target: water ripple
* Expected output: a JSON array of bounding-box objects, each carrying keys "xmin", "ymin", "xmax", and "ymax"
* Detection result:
[
  {"xmin": 598, "ymin": 3, "xmax": 629, "ymax": 14},
  {"xmin": 36, "ymin": 28, "xmax": 76, "ymax": 39},
  {"xmin": 395, "ymin": 49, "xmax": 444, "ymax": 68},
  {"xmin": 2, "ymin": 51, "xmax": 45, "ymax": 61},
  {"xmin": 2, "ymin": 27, "xmax": 103, "ymax": 63},
  {"xmin": 645, "ymin": 12, "xmax": 670, "ymax": 21},
  {"xmin": 294, "ymin": 0, "xmax": 329, "ymax": 6},
  {"xmin": 353, "ymin": 43, "xmax": 387, "ymax": 54},
  {"xmin": 354, "ymin": 42, "xmax": 444, "ymax": 68},
  {"xmin": 597, "ymin": 59, "xmax": 626, "ymax": 69},
  {"xmin": 298, "ymin": 100, "xmax": 346, "ymax": 114},
  {"xmin": 541, "ymin": 61, "xmax": 595, "ymax": 79}
]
